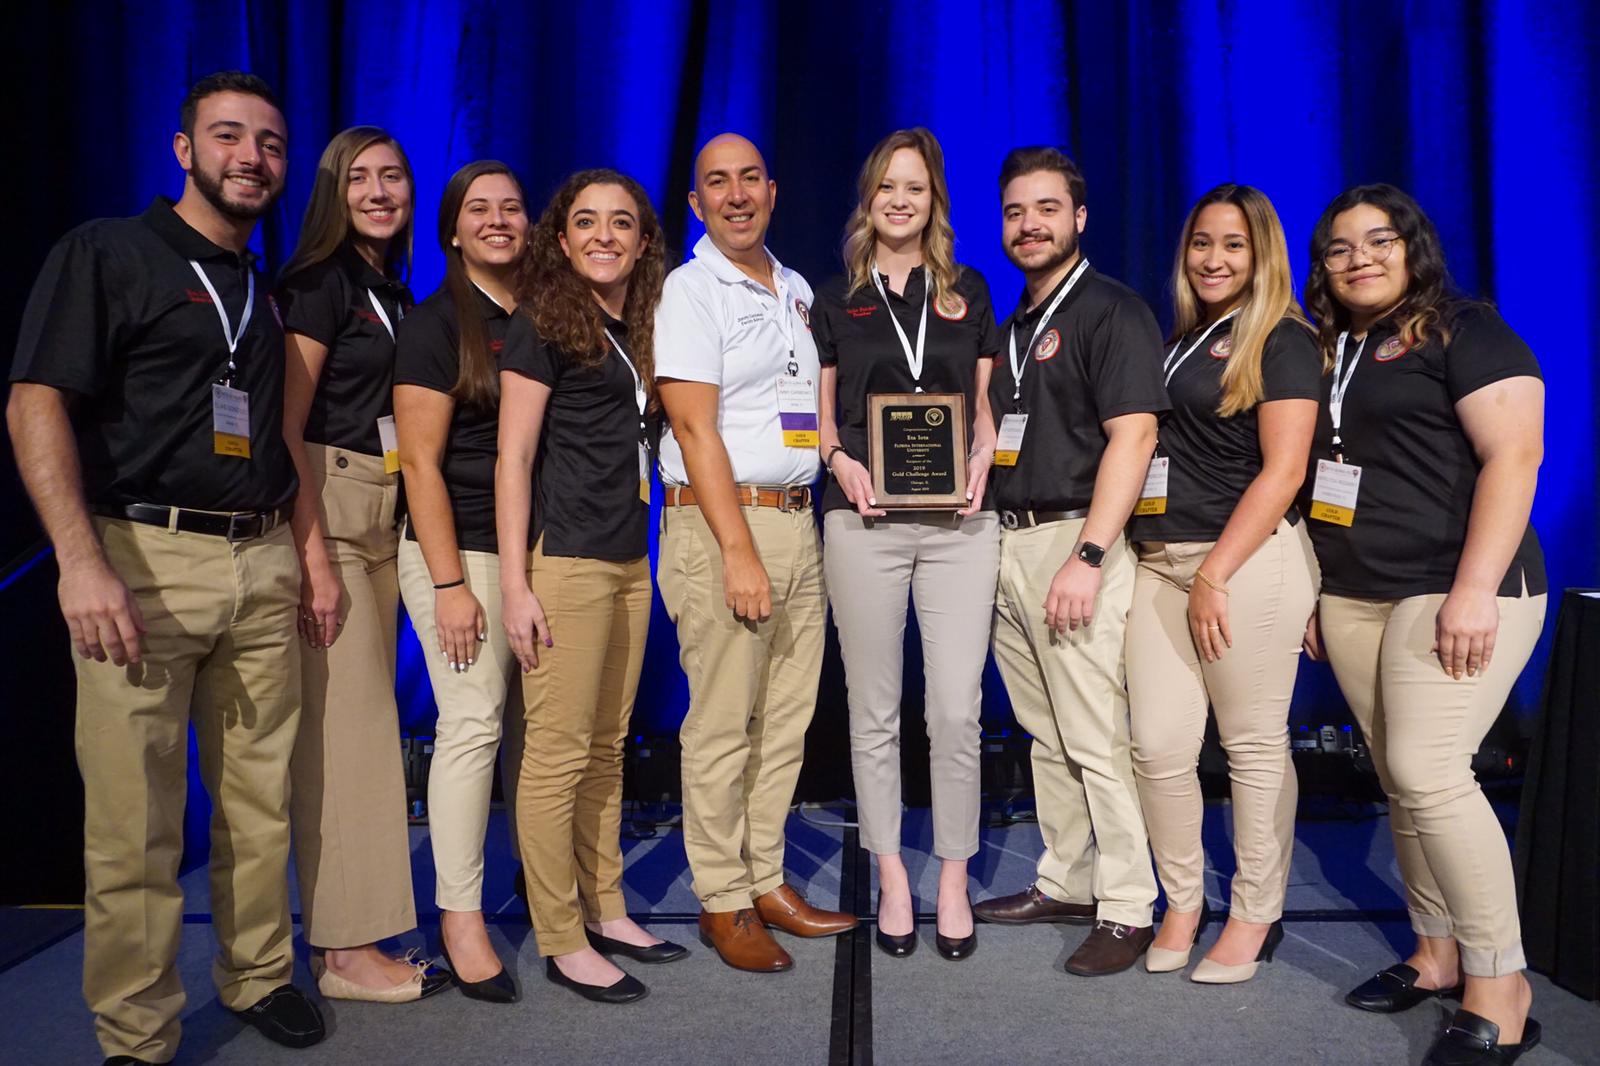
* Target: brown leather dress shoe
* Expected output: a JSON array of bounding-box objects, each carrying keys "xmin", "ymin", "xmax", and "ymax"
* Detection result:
[
  {"xmin": 699, "ymin": 909, "xmax": 794, "ymax": 972},
  {"xmin": 973, "ymin": 884, "xmax": 1097, "ymax": 925},
  {"xmin": 1064, "ymin": 920, "xmax": 1155, "ymax": 976},
  {"xmin": 754, "ymin": 884, "xmax": 859, "ymax": 937}
]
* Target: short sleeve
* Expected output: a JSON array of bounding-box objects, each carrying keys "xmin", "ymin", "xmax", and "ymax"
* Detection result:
[
  {"xmin": 393, "ymin": 303, "xmax": 460, "ymax": 394},
  {"xmin": 1086, "ymin": 294, "xmax": 1170, "ymax": 420},
  {"xmin": 1260, "ymin": 320, "xmax": 1323, "ymax": 402},
  {"xmin": 1443, "ymin": 306, "xmax": 1541, "ymax": 402},
  {"xmin": 275, "ymin": 259, "xmax": 347, "ymax": 347},
  {"xmin": 964, "ymin": 269, "xmax": 1004, "ymax": 357},
  {"xmin": 10, "ymin": 229, "xmax": 121, "ymax": 396},
  {"xmin": 497, "ymin": 312, "xmax": 561, "ymax": 386},
  {"xmin": 652, "ymin": 269, "xmax": 724, "ymax": 386},
  {"xmin": 810, "ymin": 279, "xmax": 841, "ymax": 368}
]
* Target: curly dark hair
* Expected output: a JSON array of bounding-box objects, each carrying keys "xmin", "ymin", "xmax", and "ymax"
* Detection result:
[
  {"xmin": 1304, "ymin": 183, "xmax": 1464, "ymax": 361},
  {"xmin": 515, "ymin": 169, "xmax": 668, "ymax": 400}
]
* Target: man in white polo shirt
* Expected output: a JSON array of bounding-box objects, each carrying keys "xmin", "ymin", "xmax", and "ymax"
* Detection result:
[{"xmin": 655, "ymin": 133, "xmax": 858, "ymax": 973}]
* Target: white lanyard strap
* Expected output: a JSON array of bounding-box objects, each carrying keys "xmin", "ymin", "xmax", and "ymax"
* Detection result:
[
  {"xmin": 1329, "ymin": 331, "xmax": 1367, "ymax": 445},
  {"xmin": 188, "ymin": 260, "xmax": 254, "ymax": 376},
  {"xmin": 870, "ymin": 264, "xmax": 929, "ymax": 388},
  {"xmin": 1007, "ymin": 257, "xmax": 1089, "ymax": 401},
  {"xmin": 367, "ymin": 288, "xmax": 402, "ymax": 342},
  {"xmin": 1162, "ymin": 309, "xmax": 1238, "ymax": 386},
  {"xmin": 604, "ymin": 326, "xmax": 648, "ymax": 431},
  {"xmin": 769, "ymin": 263, "xmax": 796, "ymax": 360}
]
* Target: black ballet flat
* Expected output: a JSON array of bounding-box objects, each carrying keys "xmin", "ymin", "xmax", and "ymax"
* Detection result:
[
  {"xmin": 545, "ymin": 956, "xmax": 648, "ymax": 1004},
  {"xmin": 585, "ymin": 927, "xmax": 689, "ymax": 964},
  {"xmin": 1423, "ymin": 1011, "xmax": 1541, "ymax": 1065},
  {"xmin": 440, "ymin": 945, "xmax": 518, "ymax": 1004},
  {"xmin": 1346, "ymin": 963, "xmax": 1464, "ymax": 1014}
]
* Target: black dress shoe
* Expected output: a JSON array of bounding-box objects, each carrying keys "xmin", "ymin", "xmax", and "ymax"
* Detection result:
[
  {"xmin": 545, "ymin": 956, "xmax": 648, "ymax": 1004},
  {"xmin": 935, "ymin": 893, "xmax": 977, "ymax": 960},
  {"xmin": 1423, "ymin": 1010, "xmax": 1541, "ymax": 1064},
  {"xmin": 1346, "ymin": 963, "xmax": 1464, "ymax": 1013},
  {"xmin": 231, "ymin": 983, "xmax": 326, "ymax": 1048},
  {"xmin": 441, "ymin": 945, "xmax": 519, "ymax": 1003},
  {"xmin": 874, "ymin": 890, "xmax": 917, "ymax": 958},
  {"xmin": 586, "ymin": 927, "xmax": 689, "ymax": 964},
  {"xmin": 973, "ymin": 884, "xmax": 1097, "ymax": 925}
]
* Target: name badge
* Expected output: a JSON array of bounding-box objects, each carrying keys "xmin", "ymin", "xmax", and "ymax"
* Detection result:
[
  {"xmin": 1134, "ymin": 456, "xmax": 1169, "ymax": 515},
  {"xmin": 639, "ymin": 443, "xmax": 651, "ymax": 504},
  {"xmin": 994, "ymin": 413, "xmax": 1028, "ymax": 467},
  {"xmin": 1309, "ymin": 458, "xmax": 1361, "ymax": 526},
  {"xmin": 211, "ymin": 383, "xmax": 251, "ymax": 458},
  {"xmin": 776, "ymin": 375, "xmax": 819, "ymax": 448},
  {"xmin": 377, "ymin": 415, "xmax": 400, "ymax": 474}
]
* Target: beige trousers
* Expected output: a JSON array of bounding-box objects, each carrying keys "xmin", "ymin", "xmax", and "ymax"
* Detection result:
[
  {"xmin": 75, "ymin": 517, "xmax": 300, "ymax": 1064},
  {"xmin": 397, "ymin": 536, "xmax": 525, "ymax": 912},
  {"xmin": 1126, "ymin": 520, "xmax": 1319, "ymax": 921},
  {"xmin": 515, "ymin": 539, "xmax": 651, "ymax": 954},
  {"xmin": 1320, "ymin": 589, "xmax": 1546, "ymax": 977},
  {"xmin": 992, "ymin": 519, "xmax": 1157, "ymax": 927},
  {"xmin": 289, "ymin": 445, "xmax": 415, "ymax": 948},
  {"xmin": 823, "ymin": 509, "xmax": 999, "ymax": 860},
  {"xmin": 659, "ymin": 503, "xmax": 826, "ymax": 912}
]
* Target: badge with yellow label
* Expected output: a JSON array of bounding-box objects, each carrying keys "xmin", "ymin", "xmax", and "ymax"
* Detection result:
[
  {"xmin": 1309, "ymin": 458, "xmax": 1362, "ymax": 526},
  {"xmin": 1134, "ymin": 456, "xmax": 1168, "ymax": 515},
  {"xmin": 994, "ymin": 413, "xmax": 1028, "ymax": 467},
  {"xmin": 211, "ymin": 383, "xmax": 251, "ymax": 458},
  {"xmin": 377, "ymin": 415, "xmax": 401, "ymax": 474},
  {"xmin": 776, "ymin": 375, "xmax": 819, "ymax": 448}
]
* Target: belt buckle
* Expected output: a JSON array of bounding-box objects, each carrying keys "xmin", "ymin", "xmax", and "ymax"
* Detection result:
[
  {"xmin": 226, "ymin": 512, "xmax": 262, "ymax": 543},
  {"xmin": 1000, "ymin": 510, "xmax": 1020, "ymax": 531},
  {"xmin": 781, "ymin": 485, "xmax": 808, "ymax": 512}
]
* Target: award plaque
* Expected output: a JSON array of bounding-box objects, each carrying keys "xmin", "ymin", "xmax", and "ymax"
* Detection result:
[{"xmin": 867, "ymin": 392, "xmax": 968, "ymax": 510}]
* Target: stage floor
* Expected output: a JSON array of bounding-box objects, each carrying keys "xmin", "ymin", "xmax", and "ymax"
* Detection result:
[{"xmin": 4, "ymin": 806, "xmax": 1596, "ymax": 1065}]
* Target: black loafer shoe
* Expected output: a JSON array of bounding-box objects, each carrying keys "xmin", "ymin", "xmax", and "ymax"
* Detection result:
[
  {"xmin": 585, "ymin": 927, "xmax": 689, "ymax": 964},
  {"xmin": 875, "ymin": 926, "xmax": 917, "ymax": 958},
  {"xmin": 1346, "ymin": 963, "xmax": 1463, "ymax": 1013},
  {"xmin": 935, "ymin": 929, "xmax": 976, "ymax": 961},
  {"xmin": 544, "ymin": 956, "xmax": 648, "ymax": 1004},
  {"xmin": 231, "ymin": 983, "xmax": 326, "ymax": 1048},
  {"xmin": 1423, "ymin": 1010, "xmax": 1541, "ymax": 1065}
]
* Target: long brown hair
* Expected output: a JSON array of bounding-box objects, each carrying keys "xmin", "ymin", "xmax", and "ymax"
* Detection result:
[
  {"xmin": 516, "ymin": 169, "xmax": 667, "ymax": 399},
  {"xmin": 280, "ymin": 126, "xmax": 414, "ymax": 282},
  {"xmin": 439, "ymin": 161, "xmax": 524, "ymax": 408},
  {"xmin": 1169, "ymin": 184, "xmax": 1311, "ymax": 416},
  {"xmin": 843, "ymin": 128, "xmax": 960, "ymax": 303}
]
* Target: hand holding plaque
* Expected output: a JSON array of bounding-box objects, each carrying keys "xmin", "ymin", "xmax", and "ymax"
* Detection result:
[{"xmin": 867, "ymin": 392, "xmax": 968, "ymax": 510}]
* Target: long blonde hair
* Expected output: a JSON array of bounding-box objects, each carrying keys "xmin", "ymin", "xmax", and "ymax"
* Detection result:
[
  {"xmin": 1169, "ymin": 184, "xmax": 1310, "ymax": 417},
  {"xmin": 842, "ymin": 128, "xmax": 959, "ymax": 303},
  {"xmin": 280, "ymin": 125, "xmax": 415, "ymax": 283}
]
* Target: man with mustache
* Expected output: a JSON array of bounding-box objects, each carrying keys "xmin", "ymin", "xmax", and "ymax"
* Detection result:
[
  {"xmin": 654, "ymin": 133, "xmax": 857, "ymax": 973},
  {"xmin": 974, "ymin": 147, "xmax": 1169, "ymax": 976},
  {"xmin": 7, "ymin": 72, "xmax": 325, "ymax": 1062}
]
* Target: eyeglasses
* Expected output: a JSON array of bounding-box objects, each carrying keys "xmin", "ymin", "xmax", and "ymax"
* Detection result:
[{"xmin": 1322, "ymin": 232, "xmax": 1402, "ymax": 272}]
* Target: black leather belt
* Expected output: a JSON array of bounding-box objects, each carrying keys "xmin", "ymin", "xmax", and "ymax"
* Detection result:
[
  {"xmin": 95, "ymin": 502, "xmax": 290, "ymax": 542},
  {"xmin": 998, "ymin": 507, "xmax": 1090, "ymax": 530}
]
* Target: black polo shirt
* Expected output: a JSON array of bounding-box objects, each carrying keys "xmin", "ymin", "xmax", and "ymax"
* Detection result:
[
  {"xmin": 275, "ymin": 242, "xmax": 412, "ymax": 456},
  {"xmin": 497, "ymin": 311, "xmax": 653, "ymax": 561},
  {"xmin": 10, "ymin": 197, "xmax": 295, "ymax": 511},
  {"xmin": 394, "ymin": 284, "xmax": 511, "ymax": 554},
  {"xmin": 1306, "ymin": 304, "xmax": 1545, "ymax": 599},
  {"xmin": 988, "ymin": 263, "xmax": 1169, "ymax": 513},
  {"xmin": 811, "ymin": 265, "xmax": 1004, "ymax": 514},
  {"xmin": 1128, "ymin": 317, "xmax": 1322, "ymax": 543}
]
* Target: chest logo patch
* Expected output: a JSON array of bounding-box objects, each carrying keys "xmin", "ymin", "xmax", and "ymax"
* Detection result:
[
  {"xmin": 846, "ymin": 305, "xmax": 878, "ymax": 319},
  {"xmin": 794, "ymin": 297, "xmax": 811, "ymax": 331},
  {"xmin": 1033, "ymin": 328, "xmax": 1061, "ymax": 362},
  {"xmin": 1374, "ymin": 336, "xmax": 1410, "ymax": 361},
  {"xmin": 1209, "ymin": 335, "xmax": 1233, "ymax": 359},
  {"xmin": 934, "ymin": 292, "xmax": 969, "ymax": 321}
]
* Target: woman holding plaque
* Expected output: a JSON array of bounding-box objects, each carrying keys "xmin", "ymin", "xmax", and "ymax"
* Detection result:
[
  {"xmin": 1124, "ymin": 184, "xmax": 1321, "ymax": 984},
  {"xmin": 812, "ymin": 128, "xmax": 1002, "ymax": 961}
]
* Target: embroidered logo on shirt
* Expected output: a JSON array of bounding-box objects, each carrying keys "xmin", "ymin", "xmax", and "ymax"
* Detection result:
[
  {"xmin": 1374, "ymin": 337, "xmax": 1410, "ymax": 362},
  {"xmin": 935, "ymin": 293, "xmax": 969, "ymax": 321},
  {"xmin": 490, "ymin": 339, "xmax": 505, "ymax": 354},
  {"xmin": 1209, "ymin": 335, "xmax": 1233, "ymax": 359},
  {"xmin": 186, "ymin": 288, "xmax": 214, "ymax": 305},
  {"xmin": 355, "ymin": 308, "xmax": 383, "ymax": 325},
  {"xmin": 846, "ymin": 305, "xmax": 878, "ymax": 319},
  {"xmin": 1033, "ymin": 328, "xmax": 1061, "ymax": 362},
  {"xmin": 794, "ymin": 298, "xmax": 811, "ymax": 330}
]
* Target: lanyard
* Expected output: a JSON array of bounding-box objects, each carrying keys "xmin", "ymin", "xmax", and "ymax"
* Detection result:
[
  {"xmin": 1007, "ymin": 257, "xmax": 1089, "ymax": 403},
  {"xmin": 603, "ymin": 326, "xmax": 648, "ymax": 438},
  {"xmin": 188, "ymin": 260, "xmax": 254, "ymax": 380},
  {"xmin": 470, "ymin": 279, "xmax": 512, "ymax": 313},
  {"xmin": 1329, "ymin": 331, "xmax": 1367, "ymax": 452},
  {"xmin": 870, "ymin": 264, "xmax": 929, "ymax": 389},
  {"xmin": 367, "ymin": 288, "xmax": 403, "ymax": 341},
  {"xmin": 766, "ymin": 261, "xmax": 796, "ymax": 364},
  {"xmin": 1162, "ymin": 309, "xmax": 1238, "ymax": 386}
]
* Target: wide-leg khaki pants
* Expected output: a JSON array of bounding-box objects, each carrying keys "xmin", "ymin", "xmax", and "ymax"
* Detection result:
[
  {"xmin": 824, "ymin": 509, "xmax": 999, "ymax": 860},
  {"xmin": 515, "ymin": 539, "xmax": 651, "ymax": 955},
  {"xmin": 991, "ymin": 518, "xmax": 1157, "ymax": 928},
  {"xmin": 75, "ymin": 517, "xmax": 300, "ymax": 1064},
  {"xmin": 397, "ymin": 536, "xmax": 525, "ymax": 912},
  {"xmin": 1126, "ymin": 520, "xmax": 1319, "ymax": 922},
  {"xmin": 1320, "ymin": 588, "xmax": 1546, "ymax": 977},
  {"xmin": 289, "ymin": 445, "xmax": 415, "ymax": 948},
  {"xmin": 659, "ymin": 503, "xmax": 826, "ymax": 912}
]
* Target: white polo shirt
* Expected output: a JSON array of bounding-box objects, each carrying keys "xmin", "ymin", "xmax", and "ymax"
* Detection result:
[{"xmin": 654, "ymin": 234, "xmax": 822, "ymax": 487}]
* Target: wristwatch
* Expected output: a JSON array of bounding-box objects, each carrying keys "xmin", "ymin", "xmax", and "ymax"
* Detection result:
[{"xmin": 1076, "ymin": 541, "xmax": 1106, "ymax": 568}]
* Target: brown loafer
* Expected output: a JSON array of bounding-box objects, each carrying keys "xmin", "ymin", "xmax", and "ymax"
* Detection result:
[
  {"xmin": 754, "ymin": 884, "xmax": 859, "ymax": 937},
  {"xmin": 973, "ymin": 884, "xmax": 1097, "ymax": 925},
  {"xmin": 1064, "ymin": 920, "xmax": 1155, "ymax": 976},
  {"xmin": 698, "ymin": 909, "xmax": 794, "ymax": 972}
]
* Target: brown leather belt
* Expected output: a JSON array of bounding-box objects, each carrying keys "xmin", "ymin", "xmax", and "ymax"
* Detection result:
[
  {"xmin": 663, "ymin": 484, "xmax": 813, "ymax": 512},
  {"xmin": 95, "ymin": 502, "xmax": 291, "ymax": 542}
]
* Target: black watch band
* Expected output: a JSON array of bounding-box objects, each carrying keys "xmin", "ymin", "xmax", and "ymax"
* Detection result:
[{"xmin": 1076, "ymin": 541, "xmax": 1106, "ymax": 568}]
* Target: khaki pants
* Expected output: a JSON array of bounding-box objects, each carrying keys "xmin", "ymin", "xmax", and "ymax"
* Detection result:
[
  {"xmin": 515, "ymin": 539, "xmax": 651, "ymax": 954},
  {"xmin": 659, "ymin": 503, "xmax": 826, "ymax": 911},
  {"xmin": 1126, "ymin": 520, "xmax": 1319, "ymax": 921},
  {"xmin": 76, "ymin": 517, "xmax": 300, "ymax": 1064},
  {"xmin": 823, "ymin": 509, "xmax": 999, "ymax": 860},
  {"xmin": 289, "ymin": 445, "xmax": 415, "ymax": 948},
  {"xmin": 397, "ymin": 536, "xmax": 525, "ymax": 912},
  {"xmin": 1320, "ymin": 589, "xmax": 1546, "ymax": 977},
  {"xmin": 992, "ymin": 518, "xmax": 1157, "ymax": 927}
]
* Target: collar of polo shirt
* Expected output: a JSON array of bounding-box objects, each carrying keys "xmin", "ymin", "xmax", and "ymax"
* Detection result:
[
  {"xmin": 145, "ymin": 196, "xmax": 255, "ymax": 267},
  {"xmin": 692, "ymin": 233, "xmax": 786, "ymax": 288}
]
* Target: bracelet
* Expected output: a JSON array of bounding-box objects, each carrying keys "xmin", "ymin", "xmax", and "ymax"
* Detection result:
[
  {"xmin": 433, "ymin": 578, "xmax": 466, "ymax": 591},
  {"xmin": 824, "ymin": 445, "xmax": 847, "ymax": 469},
  {"xmin": 1193, "ymin": 570, "xmax": 1229, "ymax": 595}
]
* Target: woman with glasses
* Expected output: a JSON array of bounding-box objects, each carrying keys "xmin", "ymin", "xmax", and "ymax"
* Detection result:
[
  {"xmin": 1125, "ymin": 184, "xmax": 1321, "ymax": 983},
  {"xmin": 1303, "ymin": 184, "xmax": 1546, "ymax": 1066}
]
